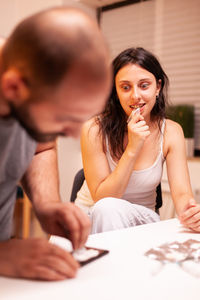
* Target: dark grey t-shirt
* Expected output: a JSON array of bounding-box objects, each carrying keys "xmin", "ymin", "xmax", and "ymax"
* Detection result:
[{"xmin": 0, "ymin": 117, "xmax": 37, "ymax": 240}]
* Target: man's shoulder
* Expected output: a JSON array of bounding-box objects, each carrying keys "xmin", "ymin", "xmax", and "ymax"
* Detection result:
[
  {"xmin": 0, "ymin": 116, "xmax": 35, "ymax": 144},
  {"xmin": 0, "ymin": 116, "xmax": 37, "ymax": 182}
]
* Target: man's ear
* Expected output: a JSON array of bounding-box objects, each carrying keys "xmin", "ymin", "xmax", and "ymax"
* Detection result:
[{"xmin": 1, "ymin": 69, "xmax": 30, "ymax": 106}]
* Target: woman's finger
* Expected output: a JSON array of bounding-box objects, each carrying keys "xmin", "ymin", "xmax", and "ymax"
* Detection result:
[{"xmin": 180, "ymin": 206, "xmax": 200, "ymax": 221}]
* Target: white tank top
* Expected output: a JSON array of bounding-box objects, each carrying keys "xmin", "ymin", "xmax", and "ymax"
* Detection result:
[{"xmin": 75, "ymin": 120, "xmax": 166, "ymax": 211}]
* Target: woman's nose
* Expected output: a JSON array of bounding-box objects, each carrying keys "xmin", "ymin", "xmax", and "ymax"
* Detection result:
[{"xmin": 131, "ymin": 86, "xmax": 140, "ymax": 100}]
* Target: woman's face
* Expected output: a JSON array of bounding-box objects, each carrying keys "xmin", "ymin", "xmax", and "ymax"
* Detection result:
[{"xmin": 115, "ymin": 63, "xmax": 161, "ymax": 121}]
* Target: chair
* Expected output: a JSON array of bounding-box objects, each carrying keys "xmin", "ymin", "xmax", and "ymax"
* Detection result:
[
  {"xmin": 70, "ymin": 169, "xmax": 85, "ymax": 203},
  {"xmin": 155, "ymin": 183, "xmax": 162, "ymax": 212},
  {"xmin": 70, "ymin": 168, "xmax": 163, "ymax": 212},
  {"xmin": 15, "ymin": 186, "xmax": 32, "ymax": 239}
]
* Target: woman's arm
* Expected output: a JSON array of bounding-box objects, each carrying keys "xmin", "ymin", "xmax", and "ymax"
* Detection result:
[
  {"xmin": 165, "ymin": 120, "xmax": 200, "ymax": 231},
  {"xmin": 81, "ymin": 114, "xmax": 149, "ymax": 202}
]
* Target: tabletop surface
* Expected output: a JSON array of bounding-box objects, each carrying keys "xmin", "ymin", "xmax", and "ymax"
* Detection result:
[{"xmin": 1, "ymin": 218, "xmax": 200, "ymax": 300}]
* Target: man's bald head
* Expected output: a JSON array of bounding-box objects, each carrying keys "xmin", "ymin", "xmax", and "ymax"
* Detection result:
[
  {"xmin": 0, "ymin": 7, "xmax": 111, "ymax": 142},
  {"xmin": 1, "ymin": 7, "xmax": 110, "ymax": 88}
]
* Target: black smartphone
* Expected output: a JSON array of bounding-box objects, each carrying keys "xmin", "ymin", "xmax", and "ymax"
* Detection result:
[{"xmin": 72, "ymin": 246, "xmax": 109, "ymax": 266}]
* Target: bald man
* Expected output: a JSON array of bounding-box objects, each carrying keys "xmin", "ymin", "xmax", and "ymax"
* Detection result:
[{"xmin": 0, "ymin": 7, "xmax": 111, "ymax": 281}]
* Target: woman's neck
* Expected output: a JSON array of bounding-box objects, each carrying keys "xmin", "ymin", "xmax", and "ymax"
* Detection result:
[{"xmin": 144, "ymin": 116, "xmax": 158, "ymax": 132}]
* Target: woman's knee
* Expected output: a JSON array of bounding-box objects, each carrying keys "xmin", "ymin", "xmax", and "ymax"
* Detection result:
[
  {"xmin": 90, "ymin": 197, "xmax": 133, "ymax": 233},
  {"xmin": 91, "ymin": 197, "xmax": 117, "ymax": 217}
]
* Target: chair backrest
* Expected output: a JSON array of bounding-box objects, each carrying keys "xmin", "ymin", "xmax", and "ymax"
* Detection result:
[
  {"xmin": 155, "ymin": 183, "xmax": 162, "ymax": 211},
  {"xmin": 70, "ymin": 168, "xmax": 163, "ymax": 211},
  {"xmin": 70, "ymin": 169, "xmax": 85, "ymax": 203}
]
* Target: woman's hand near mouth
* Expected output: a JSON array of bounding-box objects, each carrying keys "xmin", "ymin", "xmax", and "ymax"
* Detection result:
[
  {"xmin": 127, "ymin": 107, "xmax": 140, "ymax": 123},
  {"xmin": 126, "ymin": 110, "xmax": 150, "ymax": 157}
]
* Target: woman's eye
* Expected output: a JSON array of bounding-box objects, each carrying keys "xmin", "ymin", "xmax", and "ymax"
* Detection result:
[
  {"xmin": 140, "ymin": 82, "xmax": 149, "ymax": 89},
  {"xmin": 122, "ymin": 85, "xmax": 130, "ymax": 91}
]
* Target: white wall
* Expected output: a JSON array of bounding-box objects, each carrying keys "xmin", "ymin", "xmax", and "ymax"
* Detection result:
[
  {"xmin": 57, "ymin": 138, "xmax": 83, "ymax": 202},
  {"xmin": 0, "ymin": 0, "xmax": 63, "ymax": 36},
  {"xmin": 63, "ymin": 0, "xmax": 96, "ymax": 17}
]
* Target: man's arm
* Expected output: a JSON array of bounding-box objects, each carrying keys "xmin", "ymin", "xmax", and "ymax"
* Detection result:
[
  {"xmin": 21, "ymin": 140, "xmax": 91, "ymax": 249},
  {"xmin": 0, "ymin": 141, "xmax": 89, "ymax": 281},
  {"xmin": 22, "ymin": 141, "xmax": 60, "ymax": 207}
]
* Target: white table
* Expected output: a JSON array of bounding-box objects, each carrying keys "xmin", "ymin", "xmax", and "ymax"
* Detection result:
[{"xmin": 1, "ymin": 218, "xmax": 200, "ymax": 300}]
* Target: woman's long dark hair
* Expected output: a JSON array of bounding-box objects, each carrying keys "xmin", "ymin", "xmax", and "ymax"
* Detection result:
[{"xmin": 96, "ymin": 47, "xmax": 169, "ymax": 160}]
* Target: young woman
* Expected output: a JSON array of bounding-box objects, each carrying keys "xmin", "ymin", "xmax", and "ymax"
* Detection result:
[{"xmin": 75, "ymin": 47, "xmax": 200, "ymax": 234}]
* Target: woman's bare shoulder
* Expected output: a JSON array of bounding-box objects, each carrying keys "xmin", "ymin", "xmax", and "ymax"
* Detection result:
[
  {"xmin": 164, "ymin": 119, "xmax": 185, "ymax": 154},
  {"xmin": 165, "ymin": 119, "xmax": 184, "ymax": 136},
  {"xmin": 81, "ymin": 117, "xmax": 101, "ymax": 140}
]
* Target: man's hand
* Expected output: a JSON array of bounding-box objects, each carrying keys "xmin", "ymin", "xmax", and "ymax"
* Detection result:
[
  {"xmin": 0, "ymin": 239, "xmax": 79, "ymax": 280},
  {"xmin": 179, "ymin": 198, "xmax": 200, "ymax": 232},
  {"xmin": 35, "ymin": 201, "xmax": 91, "ymax": 250}
]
